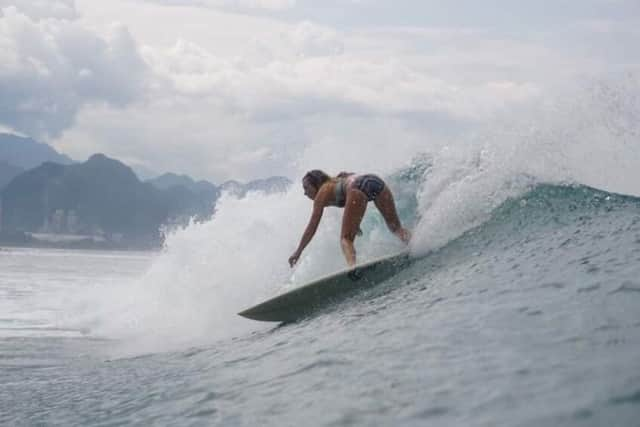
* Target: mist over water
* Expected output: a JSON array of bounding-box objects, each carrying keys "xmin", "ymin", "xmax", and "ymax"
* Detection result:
[
  {"xmin": 72, "ymin": 73, "xmax": 640, "ymax": 354},
  {"xmin": 413, "ymin": 73, "xmax": 640, "ymax": 254}
]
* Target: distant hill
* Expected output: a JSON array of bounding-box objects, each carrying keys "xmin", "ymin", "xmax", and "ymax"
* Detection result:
[
  {"xmin": 0, "ymin": 160, "xmax": 24, "ymax": 191},
  {"xmin": 129, "ymin": 163, "xmax": 160, "ymax": 181},
  {"xmin": 0, "ymin": 134, "xmax": 292, "ymax": 248},
  {"xmin": 146, "ymin": 173, "xmax": 220, "ymax": 223},
  {"xmin": 147, "ymin": 172, "xmax": 217, "ymax": 194},
  {"xmin": 219, "ymin": 176, "xmax": 291, "ymax": 197},
  {"xmin": 0, "ymin": 133, "xmax": 74, "ymax": 170},
  {"xmin": 151, "ymin": 173, "xmax": 291, "ymax": 198},
  {"xmin": 219, "ymin": 180, "xmax": 244, "ymax": 197},
  {"xmin": 0, "ymin": 154, "xmax": 218, "ymax": 248},
  {"xmin": 245, "ymin": 176, "xmax": 291, "ymax": 194}
]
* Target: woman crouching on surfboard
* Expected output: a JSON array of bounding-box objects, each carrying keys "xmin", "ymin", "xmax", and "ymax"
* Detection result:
[{"xmin": 289, "ymin": 170, "xmax": 411, "ymax": 268}]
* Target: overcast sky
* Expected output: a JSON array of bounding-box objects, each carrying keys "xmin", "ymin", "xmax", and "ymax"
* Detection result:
[{"xmin": 0, "ymin": 0, "xmax": 638, "ymax": 182}]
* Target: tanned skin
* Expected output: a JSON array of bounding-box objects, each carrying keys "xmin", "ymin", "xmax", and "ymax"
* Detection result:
[{"xmin": 289, "ymin": 176, "xmax": 410, "ymax": 268}]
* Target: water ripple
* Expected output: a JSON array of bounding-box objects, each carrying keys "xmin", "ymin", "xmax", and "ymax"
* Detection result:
[
  {"xmin": 609, "ymin": 389, "xmax": 640, "ymax": 405},
  {"xmin": 608, "ymin": 282, "xmax": 640, "ymax": 295}
]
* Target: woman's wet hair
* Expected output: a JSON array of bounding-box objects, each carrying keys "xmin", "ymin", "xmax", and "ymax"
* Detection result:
[
  {"xmin": 303, "ymin": 170, "xmax": 331, "ymax": 189},
  {"xmin": 336, "ymin": 171, "xmax": 354, "ymax": 178}
]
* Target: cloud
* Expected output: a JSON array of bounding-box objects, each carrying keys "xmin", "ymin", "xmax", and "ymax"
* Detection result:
[
  {"xmin": 141, "ymin": 0, "xmax": 640, "ymax": 32},
  {"xmin": 0, "ymin": 0, "xmax": 77, "ymax": 20},
  {"xmin": 551, "ymin": 18, "xmax": 640, "ymax": 66},
  {"xmin": 136, "ymin": 0, "xmax": 296, "ymax": 12},
  {"xmin": 142, "ymin": 20, "xmax": 543, "ymax": 126},
  {"xmin": 55, "ymin": 100, "xmax": 290, "ymax": 182},
  {"xmin": 0, "ymin": 5, "xmax": 149, "ymax": 138},
  {"xmin": 52, "ymin": 14, "xmax": 548, "ymax": 180},
  {"xmin": 4, "ymin": 0, "xmax": 636, "ymax": 182},
  {"xmin": 286, "ymin": 21, "xmax": 344, "ymax": 57},
  {"xmin": 215, "ymin": 0, "xmax": 297, "ymax": 10},
  {"xmin": 54, "ymin": 3, "xmax": 562, "ymax": 180}
]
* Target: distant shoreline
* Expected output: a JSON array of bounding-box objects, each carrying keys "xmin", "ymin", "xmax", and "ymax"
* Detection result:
[
  {"xmin": 0, "ymin": 245, "xmax": 160, "ymax": 254},
  {"xmin": 0, "ymin": 231, "xmax": 161, "ymax": 252},
  {"xmin": 0, "ymin": 242, "xmax": 161, "ymax": 252}
]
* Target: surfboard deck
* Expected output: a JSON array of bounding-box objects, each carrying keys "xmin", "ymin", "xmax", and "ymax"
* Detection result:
[{"xmin": 238, "ymin": 251, "xmax": 412, "ymax": 323}]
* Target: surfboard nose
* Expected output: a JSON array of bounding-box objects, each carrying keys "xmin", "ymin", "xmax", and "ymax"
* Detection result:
[{"xmin": 238, "ymin": 251, "xmax": 412, "ymax": 323}]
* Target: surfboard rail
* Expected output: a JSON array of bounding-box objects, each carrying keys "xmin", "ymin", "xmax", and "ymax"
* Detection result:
[{"xmin": 238, "ymin": 251, "xmax": 412, "ymax": 323}]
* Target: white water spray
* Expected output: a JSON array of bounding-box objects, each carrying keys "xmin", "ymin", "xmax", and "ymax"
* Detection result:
[{"xmin": 70, "ymin": 73, "xmax": 640, "ymax": 354}]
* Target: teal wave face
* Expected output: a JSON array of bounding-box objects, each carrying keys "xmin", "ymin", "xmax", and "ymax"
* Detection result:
[
  {"xmin": 481, "ymin": 183, "xmax": 640, "ymax": 238},
  {"xmin": 412, "ymin": 182, "xmax": 640, "ymax": 277}
]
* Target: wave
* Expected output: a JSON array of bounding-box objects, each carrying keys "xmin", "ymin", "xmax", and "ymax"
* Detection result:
[
  {"xmin": 485, "ymin": 183, "xmax": 640, "ymax": 233},
  {"xmin": 414, "ymin": 181, "xmax": 640, "ymax": 273},
  {"xmin": 65, "ymin": 73, "xmax": 640, "ymax": 355}
]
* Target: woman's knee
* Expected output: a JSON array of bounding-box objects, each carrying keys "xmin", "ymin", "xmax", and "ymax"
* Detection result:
[
  {"xmin": 341, "ymin": 236, "xmax": 356, "ymax": 248},
  {"xmin": 341, "ymin": 226, "xmax": 357, "ymax": 242}
]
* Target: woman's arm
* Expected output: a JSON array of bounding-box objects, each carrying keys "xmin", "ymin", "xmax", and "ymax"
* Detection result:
[{"xmin": 289, "ymin": 200, "xmax": 324, "ymax": 267}]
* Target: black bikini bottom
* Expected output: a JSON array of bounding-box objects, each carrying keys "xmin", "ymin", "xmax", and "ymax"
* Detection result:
[{"xmin": 354, "ymin": 174, "xmax": 385, "ymax": 201}]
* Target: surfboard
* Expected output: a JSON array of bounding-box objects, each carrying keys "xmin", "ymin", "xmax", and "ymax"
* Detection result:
[{"xmin": 238, "ymin": 251, "xmax": 412, "ymax": 323}]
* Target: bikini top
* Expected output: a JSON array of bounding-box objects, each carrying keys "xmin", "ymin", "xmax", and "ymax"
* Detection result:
[{"xmin": 334, "ymin": 174, "xmax": 355, "ymax": 207}]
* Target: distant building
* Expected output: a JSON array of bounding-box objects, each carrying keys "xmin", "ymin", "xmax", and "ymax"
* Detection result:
[
  {"xmin": 51, "ymin": 209, "xmax": 65, "ymax": 233},
  {"xmin": 67, "ymin": 210, "xmax": 79, "ymax": 234},
  {"xmin": 42, "ymin": 190, "xmax": 49, "ymax": 232}
]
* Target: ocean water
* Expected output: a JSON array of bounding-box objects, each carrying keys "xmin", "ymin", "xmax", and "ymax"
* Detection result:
[
  {"xmin": 1, "ymin": 182, "xmax": 639, "ymax": 426},
  {"xmin": 2, "ymin": 77, "xmax": 640, "ymax": 426}
]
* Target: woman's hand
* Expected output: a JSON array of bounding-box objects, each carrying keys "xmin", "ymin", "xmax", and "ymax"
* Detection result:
[{"xmin": 288, "ymin": 251, "xmax": 301, "ymax": 267}]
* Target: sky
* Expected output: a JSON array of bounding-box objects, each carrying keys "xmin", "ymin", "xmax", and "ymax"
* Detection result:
[{"xmin": 0, "ymin": 0, "xmax": 638, "ymax": 182}]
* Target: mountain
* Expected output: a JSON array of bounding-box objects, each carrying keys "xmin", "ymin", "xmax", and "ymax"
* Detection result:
[
  {"xmin": 0, "ymin": 154, "xmax": 217, "ymax": 248},
  {"xmin": 245, "ymin": 176, "xmax": 291, "ymax": 193},
  {"xmin": 219, "ymin": 180, "xmax": 245, "ymax": 197},
  {"xmin": 147, "ymin": 173, "xmax": 219, "ymax": 223},
  {"xmin": 219, "ymin": 176, "xmax": 291, "ymax": 197},
  {"xmin": 0, "ymin": 133, "xmax": 74, "ymax": 170},
  {"xmin": 147, "ymin": 172, "xmax": 217, "ymax": 195},
  {"xmin": 0, "ymin": 160, "xmax": 24, "ymax": 191},
  {"xmin": 0, "ymin": 133, "xmax": 291, "ymax": 248},
  {"xmin": 130, "ymin": 163, "xmax": 160, "ymax": 181}
]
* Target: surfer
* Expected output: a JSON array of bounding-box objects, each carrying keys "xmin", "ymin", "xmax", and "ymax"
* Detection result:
[{"xmin": 289, "ymin": 170, "xmax": 411, "ymax": 267}]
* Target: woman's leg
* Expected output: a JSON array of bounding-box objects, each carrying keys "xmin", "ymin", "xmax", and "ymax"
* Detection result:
[
  {"xmin": 341, "ymin": 189, "xmax": 368, "ymax": 266},
  {"xmin": 374, "ymin": 187, "xmax": 411, "ymax": 243}
]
